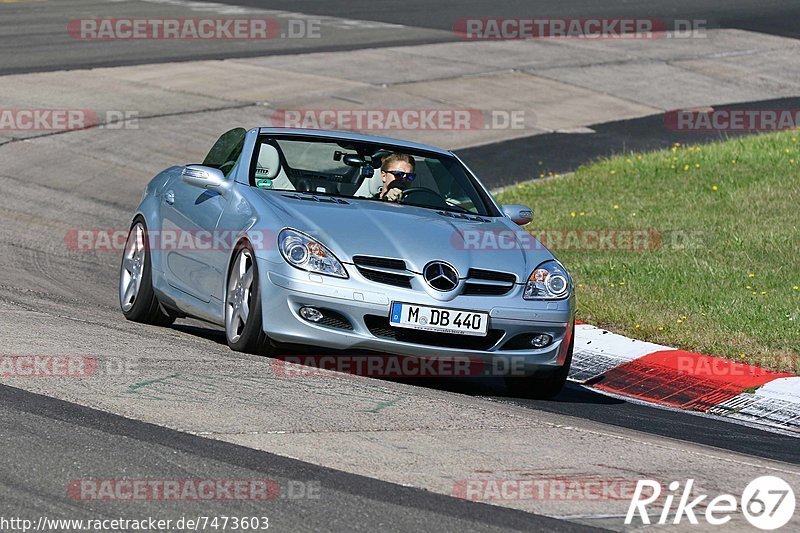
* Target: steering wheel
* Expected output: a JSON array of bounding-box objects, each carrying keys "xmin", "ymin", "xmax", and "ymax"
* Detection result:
[{"xmin": 401, "ymin": 187, "xmax": 449, "ymax": 208}]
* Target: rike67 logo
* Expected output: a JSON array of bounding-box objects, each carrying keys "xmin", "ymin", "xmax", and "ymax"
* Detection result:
[{"xmin": 626, "ymin": 476, "xmax": 796, "ymax": 530}]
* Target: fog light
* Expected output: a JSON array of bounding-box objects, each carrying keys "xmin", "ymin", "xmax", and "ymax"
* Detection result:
[
  {"xmin": 530, "ymin": 334, "xmax": 552, "ymax": 348},
  {"xmin": 299, "ymin": 306, "xmax": 323, "ymax": 323}
]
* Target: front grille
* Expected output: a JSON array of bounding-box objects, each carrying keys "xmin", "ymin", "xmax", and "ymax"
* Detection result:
[
  {"xmin": 352, "ymin": 256, "xmax": 406, "ymax": 270},
  {"xmin": 364, "ymin": 315, "xmax": 503, "ymax": 350},
  {"xmin": 462, "ymin": 268, "xmax": 516, "ymax": 296},
  {"xmin": 353, "ymin": 256, "xmax": 413, "ymax": 289}
]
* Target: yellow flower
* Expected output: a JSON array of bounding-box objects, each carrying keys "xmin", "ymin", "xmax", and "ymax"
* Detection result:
[
  {"xmin": 739, "ymin": 354, "xmax": 746, "ymax": 359},
  {"xmin": 746, "ymin": 285, "xmax": 752, "ymax": 289},
  {"xmin": 677, "ymin": 319, "xmax": 683, "ymax": 324},
  {"xmin": 635, "ymin": 324, "xmax": 641, "ymax": 329},
  {"xmin": 570, "ymin": 211, "xmax": 576, "ymax": 217},
  {"xmin": 619, "ymin": 281, "xmax": 625, "ymax": 286},
  {"xmin": 748, "ymin": 273, "xmax": 755, "ymax": 278},
  {"xmin": 793, "ymin": 137, "xmax": 798, "ymax": 142},
  {"xmin": 731, "ymin": 159, "xmax": 737, "ymax": 164},
  {"xmin": 791, "ymin": 159, "xmax": 796, "ymax": 165},
  {"xmin": 610, "ymin": 169, "xmax": 617, "ymax": 175},
  {"xmin": 674, "ymin": 142, "xmax": 681, "ymax": 147},
  {"xmin": 579, "ymin": 211, "xmax": 585, "ymax": 216},
  {"xmin": 695, "ymin": 163, "xmax": 701, "ymax": 168},
  {"xmin": 673, "ymin": 157, "xmax": 678, "ymax": 161},
  {"xmin": 785, "ymin": 148, "xmax": 791, "ymax": 153},
  {"xmin": 626, "ymin": 158, "xmax": 632, "ymax": 163},
  {"xmin": 671, "ymin": 165, "xmax": 677, "ymax": 169},
  {"xmin": 658, "ymin": 326, "xmax": 665, "ymax": 331},
  {"xmin": 711, "ymin": 185, "xmax": 718, "ymax": 191},
  {"xmin": 637, "ymin": 155, "xmax": 642, "ymax": 160},
  {"xmin": 761, "ymin": 291, "xmax": 767, "ymax": 295},
  {"xmin": 793, "ymin": 285, "xmax": 799, "ymax": 290},
  {"xmin": 752, "ymin": 291, "xmax": 757, "ymax": 295},
  {"xmin": 683, "ymin": 164, "xmax": 690, "ymax": 171},
  {"xmin": 681, "ymin": 315, "xmax": 686, "ymax": 319}
]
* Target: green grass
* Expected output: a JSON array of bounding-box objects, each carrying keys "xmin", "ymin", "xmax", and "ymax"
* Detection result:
[{"xmin": 496, "ymin": 131, "xmax": 800, "ymax": 372}]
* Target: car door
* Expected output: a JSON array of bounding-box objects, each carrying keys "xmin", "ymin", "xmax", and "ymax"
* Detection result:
[{"xmin": 160, "ymin": 128, "xmax": 246, "ymax": 303}]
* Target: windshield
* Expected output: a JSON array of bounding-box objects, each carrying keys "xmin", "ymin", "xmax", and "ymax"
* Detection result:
[{"xmin": 249, "ymin": 135, "xmax": 499, "ymax": 217}]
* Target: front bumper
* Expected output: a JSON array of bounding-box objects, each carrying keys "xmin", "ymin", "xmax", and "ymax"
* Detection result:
[{"xmin": 258, "ymin": 260, "xmax": 575, "ymax": 376}]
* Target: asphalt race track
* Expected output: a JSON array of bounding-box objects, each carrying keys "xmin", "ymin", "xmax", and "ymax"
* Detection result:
[
  {"xmin": 0, "ymin": 385, "xmax": 586, "ymax": 532},
  {"xmin": 1, "ymin": 1, "xmax": 799, "ymax": 531}
]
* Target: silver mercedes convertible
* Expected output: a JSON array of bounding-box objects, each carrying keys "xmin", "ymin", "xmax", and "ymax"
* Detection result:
[{"xmin": 119, "ymin": 128, "xmax": 575, "ymax": 398}]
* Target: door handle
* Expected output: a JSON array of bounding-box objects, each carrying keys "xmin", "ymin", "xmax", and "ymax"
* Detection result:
[{"xmin": 164, "ymin": 190, "xmax": 175, "ymax": 205}]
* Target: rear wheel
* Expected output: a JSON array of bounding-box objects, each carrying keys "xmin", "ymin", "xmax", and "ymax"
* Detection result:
[
  {"xmin": 225, "ymin": 244, "xmax": 274, "ymax": 355},
  {"xmin": 504, "ymin": 334, "xmax": 574, "ymax": 400},
  {"xmin": 119, "ymin": 219, "xmax": 175, "ymax": 326}
]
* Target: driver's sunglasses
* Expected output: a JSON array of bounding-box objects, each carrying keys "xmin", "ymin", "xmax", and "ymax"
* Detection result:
[{"xmin": 384, "ymin": 169, "xmax": 416, "ymax": 181}]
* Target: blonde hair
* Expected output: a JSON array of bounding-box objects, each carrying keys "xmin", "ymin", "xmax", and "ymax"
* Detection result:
[{"xmin": 381, "ymin": 153, "xmax": 415, "ymax": 171}]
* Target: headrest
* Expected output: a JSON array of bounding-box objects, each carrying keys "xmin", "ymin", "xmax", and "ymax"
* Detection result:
[{"xmin": 256, "ymin": 145, "xmax": 282, "ymax": 180}]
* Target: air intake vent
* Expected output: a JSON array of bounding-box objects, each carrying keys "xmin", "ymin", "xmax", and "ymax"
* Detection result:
[
  {"xmin": 281, "ymin": 194, "xmax": 349, "ymax": 204},
  {"xmin": 437, "ymin": 211, "xmax": 491, "ymax": 223},
  {"xmin": 462, "ymin": 268, "xmax": 516, "ymax": 296},
  {"xmin": 352, "ymin": 256, "xmax": 406, "ymax": 270},
  {"xmin": 353, "ymin": 256, "xmax": 413, "ymax": 289}
]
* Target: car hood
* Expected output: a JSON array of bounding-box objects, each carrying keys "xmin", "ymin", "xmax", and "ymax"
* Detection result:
[{"xmin": 255, "ymin": 192, "xmax": 555, "ymax": 279}]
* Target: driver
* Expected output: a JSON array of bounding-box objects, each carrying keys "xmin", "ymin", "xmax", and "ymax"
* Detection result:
[{"xmin": 376, "ymin": 153, "xmax": 415, "ymax": 202}]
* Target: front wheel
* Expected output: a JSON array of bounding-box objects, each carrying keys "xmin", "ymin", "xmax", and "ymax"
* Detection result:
[
  {"xmin": 504, "ymin": 334, "xmax": 574, "ymax": 400},
  {"xmin": 119, "ymin": 219, "xmax": 175, "ymax": 326},
  {"xmin": 225, "ymin": 244, "xmax": 274, "ymax": 355}
]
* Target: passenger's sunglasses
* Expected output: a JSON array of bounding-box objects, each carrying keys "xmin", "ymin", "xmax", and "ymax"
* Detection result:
[{"xmin": 383, "ymin": 169, "xmax": 416, "ymax": 181}]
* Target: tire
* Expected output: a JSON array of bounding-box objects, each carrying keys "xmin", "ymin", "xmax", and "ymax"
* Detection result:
[
  {"xmin": 504, "ymin": 331, "xmax": 574, "ymax": 400},
  {"xmin": 225, "ymin": 243, "xmax": 275, "ymax": 356},
  {"xmin": 119, "ymin": 218, "xmax": 176, "ymax": 326}
]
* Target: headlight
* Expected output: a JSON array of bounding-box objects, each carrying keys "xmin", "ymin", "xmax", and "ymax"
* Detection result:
[
  {"xmin": 524, "ymin": 260, "xmax": 571, "ymax": 300},
  {"xmin": 278, "ymin": 229, "xmax": 348, "ymax": 278}
]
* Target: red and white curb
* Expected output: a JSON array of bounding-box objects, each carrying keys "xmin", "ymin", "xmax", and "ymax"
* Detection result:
[{"xmin": 570, "ymin": 324, "xmax": 800, "ymax": 434}]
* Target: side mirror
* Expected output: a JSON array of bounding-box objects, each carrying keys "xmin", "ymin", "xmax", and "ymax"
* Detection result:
[
  {"xmin": 181, "ymin": 165, "xmax": 230, "ymax": 193},
  {"xmin": 501, "ymin": 204, "xmax": 533, "ymax": 226}
]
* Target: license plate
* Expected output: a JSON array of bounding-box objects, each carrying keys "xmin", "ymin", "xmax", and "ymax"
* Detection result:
[{"xmin": 389, "ymin": 302, "xmax": 488, "ymax": 336}]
